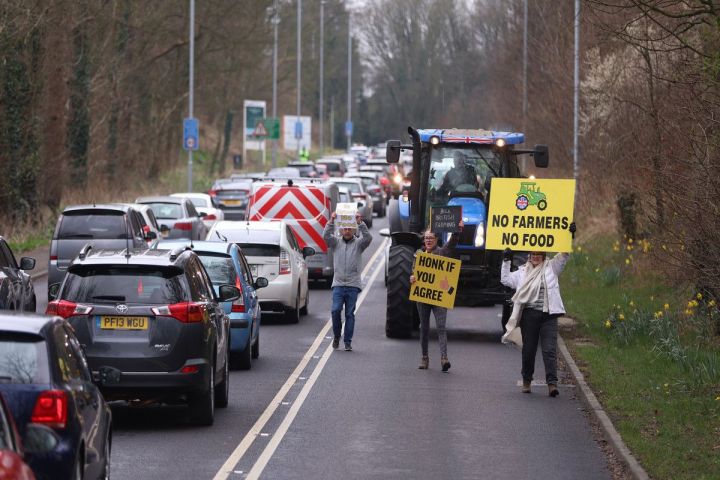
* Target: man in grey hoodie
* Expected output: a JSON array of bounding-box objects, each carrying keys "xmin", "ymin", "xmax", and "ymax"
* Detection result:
[{"xmin": 323, "ymin": 211, "xmax": 373, "ymax": 351}]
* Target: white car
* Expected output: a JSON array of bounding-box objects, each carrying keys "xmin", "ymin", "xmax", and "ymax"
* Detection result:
[
  {"xmin": 170, "ymin": 192, "xmax": 224, "ymax": 231},
  {"xmin": 207, "ymin": 220, "xmax": 313, "ymax": 323}
]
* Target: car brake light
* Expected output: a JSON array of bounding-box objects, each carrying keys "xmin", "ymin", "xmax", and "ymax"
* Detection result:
[
  {"xmin": 181, "ymin": 365, "xmax": 200, "ymax": 374},
  {"xmin": 174, "ymin": 221, "xmax": 193, "ymax": 231},
  {"xmin": 45, "ymin": 300, "xmax": 93, "ymax": 319},
  {"xmin": 208, "ymin": 189, "xmax": 218, "ymax": 197},
  {"xmin": 232, "ymin": 277, "xmax": 245, "ymax": 312},
  {"xmin": 279, "ymin": 248, "xmax": 291, "ymax": 275},
  {"xmin": 380, "ymin": 177, "xmax": 389, "ymax": 185},
  {"xmin": 351, "ymin": 193, "xmax": 365, "ymax": 199},
  {"xmin": 204, "ymin": 213, "xmax": 217, "ymax": 221},
  {"xmin": 31, "ymin": 390, "xmax": 68, "ymax": 428},
  {"xmin": 152, "ymin": 302, "xmax": 206, "ymax": 323},
  {"xmin": 50, "ymin": 255, "xmax": 58, "ymax": 262}
]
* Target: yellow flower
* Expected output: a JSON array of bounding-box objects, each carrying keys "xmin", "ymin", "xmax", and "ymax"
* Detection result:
[
  {"xmin": 688, "ymin": 300, "xmax": 699, "ymax": 308},
  {"xmin": 628, "ymin": 238, "xmax": 634, "ymax": 244},
  {"xmin": 696, "ymin": 293, "xmax": 702, "ymax": 300},
  {"xmin": 662, "ymin": 245, "xmax": 667, "ymax": 250},
  {"xmin": 625, "ymin": 258, "xmax": 631, "ymax": 265},
  {"xmin": 664, "ymin": 303, "xmax": 670, "ymax": 311},
  {"xmin": 663, "ymin": 383, "xmax": 669, "ymax": 388},
  {"xmin": 595, "ymin": 268, "xmax": 600, "ymax": 273},
  {"xmin": 604, "ymin": 320, "xmax": 612, "ymax": 329},
  {"xmin": 629, "ymin": 301, "xmax": 635, "ymax": 307},
  {"xmin": 685, "ymin": 309, "xmax": 694, "ymax": 316},
  {"xmin": 709, "ymin": 300, "xmax": 716, "ymax": 307},
  {"xmin": 654, "ymin": 311, "xmax": 663, "ymax": 319},
  {"xmin": 716, "ymin": 396, "xmax": 720, "ymax": 401},
  {"xmin": 577, "ymin": 246, "xmax": 582, "ymax": 252},
  {"xmin": 618, "ymin": 313, "xmax": 625, "ymax": 321},
  {"xmin": 613, "ymin": 245, "xmax": 620, "ymax": 252}
]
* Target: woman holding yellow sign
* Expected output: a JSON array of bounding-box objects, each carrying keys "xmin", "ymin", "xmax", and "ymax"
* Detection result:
[{"xmin": 409, "ymin": 220, "xmax": 463, "ymax": 372}]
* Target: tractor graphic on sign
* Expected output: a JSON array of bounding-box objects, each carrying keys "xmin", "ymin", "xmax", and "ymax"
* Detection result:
[{"xmin": 515, "ymin": 182, "xmax": 547, "ymax": 211}]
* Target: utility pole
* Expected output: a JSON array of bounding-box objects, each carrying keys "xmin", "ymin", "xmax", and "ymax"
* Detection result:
[
  {"xmin": 187, "ymin": 0, "xmax": 195, "ymax": 191},
  {"xmin": 522, "ymin": 0, "xmax": 528, "ymax": 172},
  {"xmin": 573, "ymin": 0, "xmax": 580, "ymax": 200},
  {"xmin": 296, "ymin": 0, "xmax": 302, "ymax": 158},
  {"xmin": 271, "ymin": 0, "xmax": 280, "ymax": 168},
  {"xmin": 346, "ymin": 11, "xmax": 352, "ymax": 152},
  {"xmin": 319, "ymin": 0, "xmax": 325, "ymax": 157}
]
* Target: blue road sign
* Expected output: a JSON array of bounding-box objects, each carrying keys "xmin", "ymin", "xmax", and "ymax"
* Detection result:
[
  {"xmin": 183, "ymin": 118, "xmax": 199, "ymax": 151},
  {"xmin": 345, "ymin": 120, "xmax": 353, "ymax": 137},
  {"xmin": 294, "ymin": 120, "xmax": 303, "ymax": 140}
]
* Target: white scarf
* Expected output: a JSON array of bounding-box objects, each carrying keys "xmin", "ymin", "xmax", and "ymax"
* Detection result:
[{"xmin": 501, "ymin": 259, "xmax": 548, "ymax": 346}]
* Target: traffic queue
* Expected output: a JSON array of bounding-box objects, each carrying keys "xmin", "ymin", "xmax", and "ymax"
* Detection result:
[{"xmin": 0, "ymin": 145, "xmax": 395, "ymax": 479}]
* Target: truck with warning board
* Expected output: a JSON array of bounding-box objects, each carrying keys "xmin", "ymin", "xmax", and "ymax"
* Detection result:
[
  {"xmin": 383, "ymin": 127, "xmax": 549, "ymax": 338},
  {"xmin": 246, "ymin": 178, "xmax": 339, "ymax": 286}
]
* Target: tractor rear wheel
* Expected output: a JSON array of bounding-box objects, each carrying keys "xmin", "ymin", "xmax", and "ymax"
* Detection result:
[
  {"xmin": 538, "ymin": 199, "xmax": 547, "ymax": 210},
  {"xmin": 385, "ymin": 244, "xmax": 416, "ymax": 339}
]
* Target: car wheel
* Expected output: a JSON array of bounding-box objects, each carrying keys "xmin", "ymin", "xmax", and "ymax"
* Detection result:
[
  {"xmin": 236, "ymin": 335, "xmax": 252, "ymax": 371},
  {"xmin": 284, "ymin": 291, "xmax": 300, "ymax": 324},
  {"xmin": 367, "ymin": 217, "xmax": 373, "ymax": 228},
  {"xmin": 189, "ymin": 362, "xmax": 214, "ymax": 426},
  {"xmin": 251, "ymin": 330, "xmax": 260, "ymax": 359},
  {"xmin": 300, "ymin": 287, "xmax": 309, "ymax": 316},
  {"xmin": 215, "ymin": 351, "xmax": 230, "ymax": 407}
]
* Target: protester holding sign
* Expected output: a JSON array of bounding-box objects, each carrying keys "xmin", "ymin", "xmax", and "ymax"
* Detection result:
[
  {"xmin": 323, "ymin": 210, "xmax": 372, "ymax": 351},
  {"xmin": 500, "ymin": 222, "xmax": 576, "ymax": 397},
  {"xmin": 409, "ymin": 220, "xmax": 463, "ymax": 371}
]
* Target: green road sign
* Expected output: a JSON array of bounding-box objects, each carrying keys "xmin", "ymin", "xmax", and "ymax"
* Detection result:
[{"xmin": 264, "ymin": 117, "xmax": 280, "ymax": 140}]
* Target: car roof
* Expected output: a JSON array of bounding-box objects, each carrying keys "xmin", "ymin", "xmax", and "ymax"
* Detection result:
[
  {"xmin": 63, "ymin": 204, "xmax": 133, "ymax": 214},
  {"xmin": 156, "ymin": 240, "xmax": 234, "ymax": 256},
  {"xmin": 69, "ymin": 247, "xmax": 193, "ymax": 267},
  {"xmin": 211, "ymin": 220, "xmax": 283, "ymax": 232},
  {"xmin": 171, "ymin": 192, "xmax": 211, "ymax": 200},
  {"xmin": 136, "ymin": 196, "xmax": 184, "ymax": 205},
  {"xmin": 0, "ymin": 312, "xmax": 60, "ymax": 336}
]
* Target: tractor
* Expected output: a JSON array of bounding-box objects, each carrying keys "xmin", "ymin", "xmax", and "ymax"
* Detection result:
[
  {"xmin": 383, "ymin": 127, "xmax": 549, "ymax": 338},
  {"xmin": 516, "ymin": 182, "xmax": 547, "ymax": 211}
]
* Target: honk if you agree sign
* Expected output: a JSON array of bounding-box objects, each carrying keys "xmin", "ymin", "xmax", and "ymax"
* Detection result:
[
  {"xmin": 486, "ymin": 178, "xmax": 575, "ymax": 253},
  {"xmin": 409, "ymin": 252, "xmax": 462, "ymax": 309}
]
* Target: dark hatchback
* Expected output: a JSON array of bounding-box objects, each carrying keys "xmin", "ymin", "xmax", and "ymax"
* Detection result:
[
  {"xmin": 47, "ymin": 247, "xmax": 237, "ymax": 426},
  {"xmin": 0, "ymin": 237, "xmax": 36, "ymax": 312},
  {"xmin": 208, "ymin": 178, "xmax": 253, "ymax": 220},
  {"xmin": 0, "ymin": 313, "xmax": 112, "ymax": 480}
]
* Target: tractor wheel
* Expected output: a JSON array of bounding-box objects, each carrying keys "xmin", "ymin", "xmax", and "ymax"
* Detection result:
[
  {"xmin": 385, "ymin": 244, "xmax": 416, "ymax": 339},
  {"xmin": 537, "ymin": 199, "xmax": 547, "ymax": 211}
]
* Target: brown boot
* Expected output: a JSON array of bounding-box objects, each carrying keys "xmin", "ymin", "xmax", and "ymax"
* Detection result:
[
  {"xmin": 548, "ymin": 384, "xmax": 559, "ymax": 397},
  {"xmin": 522, "ymin": 381, "xmax": 531, "ymax": 393},
  {"xmin": 441, "ymin": 356, "xmax": 451, "ymax": 372},
  {"xmin": 418, "ymin": 356, "xmax": 429, "ymax": 370}
]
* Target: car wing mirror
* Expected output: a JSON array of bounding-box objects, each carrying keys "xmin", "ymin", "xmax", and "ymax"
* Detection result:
[
  {"xmin": 254, "ymin": 277, "xmax": 269, "ymax": 289},
  {"xmin": 379, "ymin": 227, "xmax": 390, "ymax": 237},
  {"xmin": 219, "ymin": 284, "xmax": 241, "ymax": 302},
  {"xmin": 48, "ymin": 283, "xmax": 61, "ymax": 301},
  {"xmin": 20, "ymin": 256, "xmax": 36, "ymax": 271},
  {"xmin": 199, "ymin": 211, "xmax": 207, "ymax": 218},
  {"xmin": 145, "ymin": 231, "xmax": 157, "ymax": 240},
  {"xmin": 302, "ymin": 246, "xmax": 315, "ymax": 258}
]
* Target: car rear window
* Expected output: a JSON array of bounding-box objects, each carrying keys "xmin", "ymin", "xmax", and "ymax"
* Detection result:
[
  {"xmin": 215, "ymin": 229, "xmax": 280, "ymax": 245},
  {"xmin": 62, "ymin": 266, "xmax": 188, "ymax": 304},
  {"xmin": 237, "ymin": 243, "xmax": 280, "ymax": 257},
  {"xmin": 144, "ymin": 203, "xmax": 183, "ymax": 219},
  {"xmin": 196, "ymin": 253, "xmax": 236, "ymax": 286},
  {"xmin": 321, "ymin": 162, "xmax": 340, "ymax": 172},
  {"xmin": 335, "ymin": 182, "xmax": 361, "ymax": 194},
  {"xmin": 0, "ymin": 334, "xmax": 50, "ymax": 384},
  {"xmin": 58, "ymin": 212, "xmax": 127, "ymax": 239},
  {"xmin": 188, "ymin": 197, "xmax": 210, "ymax": 208}
]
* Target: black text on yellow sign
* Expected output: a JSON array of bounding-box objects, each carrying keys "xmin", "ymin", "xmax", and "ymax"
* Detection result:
[
  {"xmin": 409, "ymin": 252, "xmax": 462, "ymax": 309},
  {"xmin": 486, "ymin": 178, "xmax": 575, "ymax": 253}
]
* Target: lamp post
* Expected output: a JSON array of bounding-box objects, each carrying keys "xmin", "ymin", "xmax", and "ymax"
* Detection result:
[
  {"xmin": 187, "ymin": 0, "xmax": 195, "ymax": 192},
  {"xmin": 346, "ymin": 10, "xmax": 352, "ymax": 152},
  {"xmin": 296, "ymin": 0, "xmax": 302, "ymax": 158},
  {"xmin": 319, "ymin": 0, "xmax": 325, "ymax": 157},
  {"xmin": 270, "ymin": 0, "xmax": 280, "ymax": 168}
]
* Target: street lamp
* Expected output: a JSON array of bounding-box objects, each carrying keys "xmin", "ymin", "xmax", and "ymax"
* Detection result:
[
  {"xmin": 269, "ymin": 0, "xmax": 280, "ymax": 168},
  {"xmin": 346, "ymin": 9, "xmax": 352, "ymax": 152},
  {"xmin": 319, "ymin": 0, "xmax": 325, "ymax": 157}
]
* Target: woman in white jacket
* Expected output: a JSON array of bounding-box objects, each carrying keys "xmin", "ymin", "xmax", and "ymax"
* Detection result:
[{"xmin": 500, "ymin": 223, "xmax": 574, "ymax": 396}]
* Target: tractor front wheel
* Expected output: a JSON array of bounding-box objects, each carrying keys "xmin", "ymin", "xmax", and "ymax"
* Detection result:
[
  {"xmin": 385, "ymin": 244, "xmax": 416, "ymax": 339},
  {"xmin": 537, "ymin": 199, "xmax": 547, "ymax": 211}
]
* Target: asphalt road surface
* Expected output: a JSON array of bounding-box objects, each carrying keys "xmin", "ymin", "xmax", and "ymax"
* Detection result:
[{"xmin": 33, "ymin": 215, "xmax": 611, "ymax": 480}]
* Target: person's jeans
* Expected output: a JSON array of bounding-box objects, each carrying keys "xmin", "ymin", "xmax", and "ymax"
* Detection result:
[
  {"xmin": 520, "ymin": 308, "xmax": 559, "ymax": 385},
  {"xmin": 331, "ymin": 286, "xmax": 360, "ymax": 344},
  {"xmin": 416, "ymin": 302, "xmax": 448, "ymax": 358}
]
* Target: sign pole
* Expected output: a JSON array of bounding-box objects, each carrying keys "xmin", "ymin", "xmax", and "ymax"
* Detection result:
[{"xmin": 188, "ymin": 0, "xmax": 195, "ymax": 192}]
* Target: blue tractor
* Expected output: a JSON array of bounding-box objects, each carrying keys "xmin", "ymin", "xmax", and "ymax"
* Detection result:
[{"xmin": 383, "ymin": 127, "xmax": 549, "ymax": 338}]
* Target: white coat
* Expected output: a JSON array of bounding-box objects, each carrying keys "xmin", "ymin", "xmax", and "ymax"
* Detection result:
[{"xmin": 500, "ymin": 253, "xmax": 569, "ymax": 315}]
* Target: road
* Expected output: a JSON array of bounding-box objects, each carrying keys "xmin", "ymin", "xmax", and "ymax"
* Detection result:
[{"xmin": 32, "ymin": 214, "xmax": 611, "ymax": 479}]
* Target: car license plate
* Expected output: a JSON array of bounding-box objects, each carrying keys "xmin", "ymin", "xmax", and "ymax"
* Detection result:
[
  {"xmin": 99, "ymin": 316, "xmax": 148, "ymax": 330},
  {"xmin": 223, "ymin": 199, "xmax": 241, "ymax": 206}
]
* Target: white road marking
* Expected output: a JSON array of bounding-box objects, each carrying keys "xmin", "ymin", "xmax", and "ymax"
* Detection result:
[
  {"xmin": 212, "ymin": 237, "xmax": 389, "ymax": 480},
  {"xmin": 246, "ymin": 257, "xmax": 385, "ymax": 480}
]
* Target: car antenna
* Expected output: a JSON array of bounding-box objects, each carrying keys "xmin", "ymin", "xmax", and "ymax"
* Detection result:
[{"xmin": 215, "ymin": 230, "xmax": 228, "ymax": 243}]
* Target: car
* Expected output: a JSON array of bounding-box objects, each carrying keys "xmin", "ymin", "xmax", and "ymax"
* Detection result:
[
  {"xmin": 46, "ymin": 246, "xmax": 236, "ymax": 426},
  {"xmin": 156, "ymin": 240, "xmax": 267, "ymax": 370},
  {"xmin": 135, "ymin": 195, "xmax": 209, "ymax": 241},
  {"xmin": 170, "ymin": 192, "xmax": 225, "ymax": 231},
  {"xmin": 0, "ymin": 313, "xmax": 112, "ymax": 479},
  {"xmin": 230, "ymin": 172, "xmax": 265, "ymax": 180},
  {"xmin": 365, "ymin": 160, "xmax": 404, "ymax": 200},
  {"xmin": 287, "ymin": 162, "xmax": 320, "ymax": 178},
  {"xmin": 0, "ymin": 393, "xmax": 34, "ymax": 480},
  {"xmin": 0, "ymin": 237, "xmax": 36, "ymax": 312},
  {"xmin": 345, "ymin": 172, "xmax": 387, "ymax": 217},
  {"xmin": 313, "ymin": 163, "xmax": 330, "ymax": 180},
  {"xmin": 48, "ymin": 204, "xmax": 153, "ymax": 298},
  {"xmin": 207, "ymin": 220, "xmax": 313, "ymax": 323},
  {"xmin": 208, "ymin": 178, "xmax": 254, "ymax": 220},
  {"xmin": 337, "ymin": 186, "xmax": 352, "ymax": 204},
  {"xmin": 314, "ymin": 158, "xmax": 346, "ymax": 177},
  {"xmin": 266, "ymin": 167, "xmax": 301, "ymax": 179},
  {"xmin": 328, "ymin": 178, "xmax": 374, "ymax": 227}
]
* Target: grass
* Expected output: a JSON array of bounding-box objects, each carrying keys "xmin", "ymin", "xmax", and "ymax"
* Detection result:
[{"xmin": 562, "ymin": 235, "xmax": 720, "ymax": 480}]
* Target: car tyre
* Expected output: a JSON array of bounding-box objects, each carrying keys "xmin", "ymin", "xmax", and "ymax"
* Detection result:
[
  {"xmin": 251, "ymin": 330, "xmax": 260, "ymax": 359},
  {"xmin": 300, "ymin": 287, "xmax": 309, "ymax": 316},
  {"xmin": 366, "ymin": 217, "xmax": 373, "ymax": 228},
  {"xmin": 215, "ymin": 352, "xmax": 230, "ymax": 407},
  {"xmin": 236, "ymin": 335, "xmax": 252, "ymax": 370},
  {"xmin": 284, "ymin": 292, "xmax": 300, "ymax": 324},
  {"xmin": 189, "ymin": 363, "xmax": 214, "ymax": 426}
]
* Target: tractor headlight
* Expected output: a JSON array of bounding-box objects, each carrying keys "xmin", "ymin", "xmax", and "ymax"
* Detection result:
[
  {"xmin": 430, "ymin": 136, "xmax": 440, "ymax": 145},
  {"xmin": 474, "ymin": 222, "xmax": 485, "ymax": 247},
  {"xmin": 393, "ymin": 173, "xmax": 403, "ymax": 184},
  {"xmin": 495, "ymin": 138, "xmax": 506, "ymax": 147}
]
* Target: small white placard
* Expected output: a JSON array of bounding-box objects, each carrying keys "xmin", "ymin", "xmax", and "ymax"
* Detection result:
[{"xmin": 335, "ymin": 203, "xmax": 358, "ymax": 229}]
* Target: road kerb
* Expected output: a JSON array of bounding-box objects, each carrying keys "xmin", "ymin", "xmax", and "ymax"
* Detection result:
[{"xmin": 557, "ymin": 334, "xmax": 650, "ymax": 480}]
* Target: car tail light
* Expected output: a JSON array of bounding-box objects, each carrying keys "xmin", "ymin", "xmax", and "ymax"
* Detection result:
[
  {"xmin": 279, "ymin": 249, "xmax": 291, "ymax": 275},
  {"xmin": 152, "ymin": 302, "xmax": 206, "ymax": 323},
  {"xmin": 204, "ymin": 213, "xmax": 217, "ymax": 221},
  {"xmin": 208, "ymin": 189, "xmax": 218, "ymax": 197},
  {"xmin": 380, "ymin": 177, "xmax": 389, "ymax": 185},
  {"xmin": 231, "ymin": 277, "xmax": 245, "ymax": 312},
  {"xmin": 46, "ymin": 300, "xmax": 93, "ymax": 319},
  {"xmin": 352, "ymin": 193, "xmax": 365, "ymax": 199},
  {"xmin": 174, "ymin": 221, "xmax": 193, "ymax": 231},
  {"xmin": 181, "ymin": 365, "xmax": 200, "ymax": 374},
  {"xmin": 31, "ymin": 390, "xmax": 68, "ymax": 428},
  {"xmin": 50, "ymin": 255, "xmax": 58, "ymax": 262}
]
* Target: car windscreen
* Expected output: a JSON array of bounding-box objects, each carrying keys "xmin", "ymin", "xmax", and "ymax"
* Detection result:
[
  {"xmin": 237, "ymin": 243, "xmax": 280, "ymax": 257},
  {"xmin": 334, "ymin": 182, "xmax": 361, "ymax": 194},
  {"xmin": 196, "ymin": 253, "xmax": 236, "ymax": 286},
  {"xmin": 0, "ymin": 333, "xmax": 50, "ymax": 384},
  {"xmin": 143, "ymin": 203, "xmax": 184, "ymax": 220},
  {"xmin": 58, "ymin": 212, "xmax": 127, "ymax": 239},
  {"xmin": 216, "ymin": 229, "xmax": 280, "ymax": 245},
  {"xmin": 62, "ymin": 266, "xmax": 188, "ymax": 304},
  {"xmin": 320, "ymin": 162, "xmax": 340, "ymax": 172}
]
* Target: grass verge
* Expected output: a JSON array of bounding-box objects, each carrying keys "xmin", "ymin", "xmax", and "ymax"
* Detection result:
[{"xmin": 563, "ymin": 236, "xmax": 720, "ymax": 480}]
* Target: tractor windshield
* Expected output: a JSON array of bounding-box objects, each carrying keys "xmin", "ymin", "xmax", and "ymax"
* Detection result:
[{"xmin": 427, "ymin": 146, "xmax": 500, "ymax": 206}]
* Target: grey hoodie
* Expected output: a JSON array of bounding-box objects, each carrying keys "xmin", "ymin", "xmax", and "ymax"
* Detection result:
[{"xmin": 323, "ymin": 220, "xmax": 373, "ymax": 289}]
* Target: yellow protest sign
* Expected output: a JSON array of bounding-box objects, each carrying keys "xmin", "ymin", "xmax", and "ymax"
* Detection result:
[
  {"xmin": 486, "ymin": 178, "xmax": 575, "ymax": 253},
  {"xmin": 409, "ymin": 252, "xmax": 462, "ymax": 309}
]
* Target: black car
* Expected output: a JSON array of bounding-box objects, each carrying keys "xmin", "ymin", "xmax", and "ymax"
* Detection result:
[
  {"xmin": 47, "ymin": 246, "xmax": 237, "ymax": 426},
  {"xmin": 0, "ymin": 313, "xmax": 112, "ymax": 480},
  {"xmin": 0, "ymin": 237, "xmax": 36, "ymax": 312},
  {"xmin": 208, "ymin": 178, "xmax": 253, "ymax": 220}
]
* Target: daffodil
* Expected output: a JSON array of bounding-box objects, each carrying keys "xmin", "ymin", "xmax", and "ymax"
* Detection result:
[
  {"xmin": 625, "ymin": 258, "xmax": 631, "ymax": 265},
  {"xmin": 664, "ymin": 303, "xmax": 670, "ymax": 310},
  {"xmin": 629, "ymin": 300, "xmax": 635, "ymax": 307},
  {"xmin": 618, "ymin": 313, "xmax": 625, "ymax": 321},
  {"xmin": 577, "ymin": 246, "xmax": 582, "ymax": 252},
  {"xmin": 709, "ymin": 300, "xmax": 716, "ymax": 307},
  {"xmin": 604, "ymin": 320, "xmax": 612, "ymax": 329},
  {"xmin": 613, "ymin": 245, "xmax": 620, "ymax": 252},
  {"xmin": 696, "ymin": 293, "xmax": 702, "ymax": 300},
  {"xmin": 685, "ymin": 309, "xmax": 694, "ymax": 316},
  {"xmin": 595, "ymin": 268, "xmax": 600, "ymax": 273},
  {"xmin": 654, "ymin": 311, "xmax": 663, "ymax": 319}
]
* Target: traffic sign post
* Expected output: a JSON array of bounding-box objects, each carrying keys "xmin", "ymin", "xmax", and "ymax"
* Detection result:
[
  {"xmin": 345, "ymin": 120, "xmax": 353, "ymax": 137},
  {"xmin": 295, "ymin": 120, "xmax": 303, "ymax": 140},
  {"xmin": 183, "ymin": 118, "xmax": 199, "ymax": 151},
  {"xmin": 265, "ymin": 117, "xmax": 280, "ymax": 140},
  {"xmin": 252, "ymin": 120, "xmax": 268, "ymax": 138}
]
